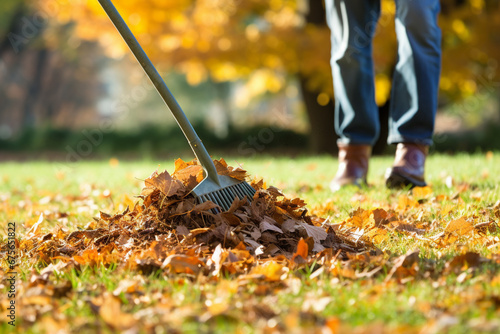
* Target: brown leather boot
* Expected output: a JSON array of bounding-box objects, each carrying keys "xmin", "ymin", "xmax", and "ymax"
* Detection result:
[
  {"xmin": 385, "ymin": 143, "xmax": 429, "ymax": 189},
  {"xmin": 330, "ymin": 144, "xmax": 371, "ymax": 192}
]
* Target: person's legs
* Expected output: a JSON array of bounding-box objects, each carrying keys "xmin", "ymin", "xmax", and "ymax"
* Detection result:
[
  {"xmin": 386, "ymin": 0, "xmax": 441, "ymax": 188},
  {"xmin": 325, "ymin": 0, "xmax": 380, "ymax": 191},
  {"xmin": 326, "ymin": 0, "xmax": 381, "ymax": 146}
]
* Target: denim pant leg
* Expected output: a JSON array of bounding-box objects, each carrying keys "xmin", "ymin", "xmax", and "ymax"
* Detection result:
[
  {"xmin": 325, "ymin": 0, "xmax": 381, "ymax": 146},
  {"xmin": 388, "ymin": 0, "xmax": 442, "ymax": 146}
]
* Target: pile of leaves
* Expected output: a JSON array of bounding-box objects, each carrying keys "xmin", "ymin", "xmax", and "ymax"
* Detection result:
[{"xmin": 21, "ymin": 159, "xmax": 371, "ymax": 276}]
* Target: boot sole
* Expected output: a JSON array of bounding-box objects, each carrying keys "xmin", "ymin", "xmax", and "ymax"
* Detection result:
[{"xmin": 385, "ymin": 171, "xmax": 426, "ymax": 189}]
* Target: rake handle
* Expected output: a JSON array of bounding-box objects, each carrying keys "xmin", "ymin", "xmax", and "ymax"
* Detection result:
[{"xmin": 97, "ymin": 0, "xmax": 220, "ymax": 184}]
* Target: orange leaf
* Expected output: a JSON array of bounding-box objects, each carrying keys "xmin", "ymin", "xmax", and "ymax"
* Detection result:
[
  {"xmin": 161, "ymin": 254, "xmax": 204, "ymax": 274},
  {"xmin": 174, "ymin": 158, "xmax": 189, "ymax": 172},
  {"xmin": 99, "ymin": 295, "xmax": 137, "ymax": 330},
  {"xmin": 145, "ymin": 170, "xmax": 185, "ymax": 197},
  {"xmin": 397, "ymin": 195, "xmax": 419, "ymax": 210},
  {"xmin": 292, "ymin": 238, "xmax": 309, "ymax": 264},
  {"xmin": 173, "ymin": 164, "xmax": 204, "ymax": 186},
  {"xmin": 445, "ymin": 217, "xmax": 474, "ymax": 236}
]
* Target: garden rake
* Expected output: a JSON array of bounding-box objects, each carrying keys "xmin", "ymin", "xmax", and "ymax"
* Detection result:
[{"xmin": 97, "ymin": 0, "xmax": 256, "ymax": 211}]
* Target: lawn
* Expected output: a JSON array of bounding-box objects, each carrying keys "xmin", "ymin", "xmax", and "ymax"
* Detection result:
[{"xmin": 1, "ymin": 152, "xmax": 499, "ymax": 333}]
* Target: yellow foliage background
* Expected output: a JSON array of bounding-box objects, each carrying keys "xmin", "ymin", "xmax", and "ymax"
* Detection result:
[{"xmin": 36, "ymin": 0, "xmax": 500, "ymax": 106}]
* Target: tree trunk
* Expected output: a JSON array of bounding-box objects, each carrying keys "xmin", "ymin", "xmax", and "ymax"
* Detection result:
[
  {"xmin": 22, "ymin": 49, "xmax": 48, "ymax": 128},
  {"xmin": 300, "ymin": 0, "xmax": 337, "ymax": 155},
  {"xmin": 299, "ymin": 77, "xmax": 337, "ymax": 155}
]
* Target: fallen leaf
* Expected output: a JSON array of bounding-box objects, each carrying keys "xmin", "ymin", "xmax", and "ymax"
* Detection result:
[
  {"xmin": 161, "ymin": 254, "xmax": 204, "ymax": 274},
  {"xmin": 292, "ymin": 238, "xmax": 309, "ymax": 264},
  {"xmin": 249, "ymin": 261, "xmax": 288, "ymax": 281},
  {"xmin": 259, "ymin": 217, "xmax": 283, "ymax": 234},
  {"xmin": 282, "ymin": 219, "xmax": 298, "ymax": 233},
  {"xmin": 299, "ymin": 222, "xmax": 327, "ymax": 243},
  {"xmin": 445, "ymin": 217, "xmax": 474, "ymax": 236},
  {"xmin": 145, "ymin": 170, "xmax": 185, "ymax": 197},
  {"xmin": 27, "ymin": 213, "xmax": 44, "ymax": 236},
  {"xmin": 98, "ymin": 294, "xmax": 137, "ymax": 330}
]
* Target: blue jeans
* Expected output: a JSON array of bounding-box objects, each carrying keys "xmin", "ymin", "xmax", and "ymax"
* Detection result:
[{"xmin": 325, "ymin": 0, "xmax": 441, "ymax": 146}]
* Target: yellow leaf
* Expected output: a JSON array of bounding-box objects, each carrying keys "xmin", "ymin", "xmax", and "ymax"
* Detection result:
[
  {"xmin": 251, "ymin": 261, "xmax": 287, "ymax": 281},
  {"xmin": 412, "ymin": 186, "xmax": 432, "ymax": 199},
  {"xmin": 397, "ymin": 195, "xmax": 419, "ymax": 210}
]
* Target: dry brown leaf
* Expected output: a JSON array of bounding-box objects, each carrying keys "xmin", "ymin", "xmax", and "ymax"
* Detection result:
[
  {"xmin": 299, "ymin": 222, "xmax": 327, "ymax": 243},
  {"xmin": 259, "ymin": 217, "xmax": 283, "ymax": 234},
  {"xmin": 445, "ymin": 252, "xmax": 484, "ymax": 274},
  {"xmin": 176, "ymin": 225, "xmax": 190, "ymax": 236},
  {"xmin": 192, "ymin": 201, "xmax": 220, "ymax": 212},
  {"xmin": 395, "ymin": 222, "xmax": 426, "ymax": 235},
  {"xmin": 214, "ymin": 159, "xmax": 247, "ymax": 181},
  {"xmin": 282, "ymin": 219, "xmax": 298, "ymax": 233}
]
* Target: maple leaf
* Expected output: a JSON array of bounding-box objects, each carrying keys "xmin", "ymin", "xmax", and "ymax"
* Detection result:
[
  {"xmin": 145, "ymin": 170, "xmax": 186, "ymax": 197},
  {"xmin": 172, "ymin": 163, "xmax": 204, "ymax": 188}
]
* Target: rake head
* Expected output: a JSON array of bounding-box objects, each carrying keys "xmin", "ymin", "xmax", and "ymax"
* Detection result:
[{"xmin": 191, "ymin": 174, "xmax": 256, "ymax": 212}]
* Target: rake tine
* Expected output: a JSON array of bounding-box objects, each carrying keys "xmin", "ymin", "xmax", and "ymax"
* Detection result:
[
  {"xmin": 221, "ymin": 191, "xmax": 234, "ymax": 210},
  {"xmin": 233, "ymin": 187, "xmax": 245, "ymax": 201},
  {"xmin": 223, "ymin": 192, "xmax": 233, "ymax": 210},
  {"xmin": 243, "ymin": 183, "xmax": 256, "ymax": 198},
  {"xmin": 213, "ymin": 192, "xmax": 227, "ymax": 209},
  {"xmin": 233, "ymin": 186, "xmax": 246, "ymax": 201},
  {"xmin": 220, "ymin": 191, "xmax": 233, "ymax": 211}
]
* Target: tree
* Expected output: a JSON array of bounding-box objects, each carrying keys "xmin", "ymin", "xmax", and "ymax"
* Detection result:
[{"xmin": 0, "ymin": 0, "xmax": 105, "ymax": 137}]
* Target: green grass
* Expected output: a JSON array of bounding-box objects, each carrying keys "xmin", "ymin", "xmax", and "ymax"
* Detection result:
[{"xmin": 1, "ymin": 152, "xmax": 499, "ymax": 333}]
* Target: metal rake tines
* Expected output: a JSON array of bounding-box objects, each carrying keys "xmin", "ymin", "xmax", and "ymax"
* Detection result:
[{"xmin": 198, "ymin": 182, "xmax": 256, "ymax": 212}]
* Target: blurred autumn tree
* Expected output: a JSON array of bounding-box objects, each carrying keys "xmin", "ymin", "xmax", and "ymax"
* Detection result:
[
  {"xmin": 7, "ymin": 0, "xmax": 500, "ymax": 152},
  {"xmin": 0, "ymin": 0, "xmax": 104, "ymax": 139}
]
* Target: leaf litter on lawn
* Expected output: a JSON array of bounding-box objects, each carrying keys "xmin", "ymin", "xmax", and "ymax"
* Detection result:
[
  {"xmin": 19, "ymin": 158, "xmax": 372, "ymax": 277},
  {"xmin": 5, "ymin": 158, "xmax": 500, "ymax": 333}
]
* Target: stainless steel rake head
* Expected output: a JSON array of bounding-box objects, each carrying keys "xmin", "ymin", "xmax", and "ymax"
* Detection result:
[{"xmin": 98, "ymin": 0, "xmax": 256, "ymax": 211}]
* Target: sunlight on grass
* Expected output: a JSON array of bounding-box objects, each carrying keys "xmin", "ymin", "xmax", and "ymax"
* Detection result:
[{"xmin": 1, "ymin": 153, "xmax": 499, "ymax": 333}]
